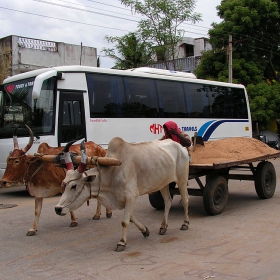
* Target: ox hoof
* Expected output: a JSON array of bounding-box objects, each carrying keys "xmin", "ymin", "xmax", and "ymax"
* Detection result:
[
  {"xmin": 69, "ymin": 222, "xmax": 78, "ymax": 227},
  {"xmin": 142, "ymin": 227, "xmax": 150, "ymax": 238},
  {"xmin": 115, "ymin": 244, "xmax": 126, "ymax": 252},
  {"xmin": 92, "ymin": 215, "xmax": 100, "ymax": 220},
  {"xmin": 106, "ymin": 212, "xmax": 112, "ymax": 219},
  {"xmin": 180, "ymin": 224, "xmax": 189, "ymax": 231},
  {"xmin": 159, "ymin": 227, "xmax": 167, "ymax": 235},
  {"xmin": 26, "ymin": 231, "xmax": 36, "ymax": 236}
]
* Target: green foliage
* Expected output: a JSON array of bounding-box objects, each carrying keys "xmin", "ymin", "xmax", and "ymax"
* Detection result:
[
  {"xmin": 120, "ymin": 0, "xmax": 202, "ymax": 69},
  {"xmin": 195, "ymin": 0, "xmax": 280, "ymax": 85},
  {"xmin": 194, "ymin": 0, "xmax": 280, "ymax": 124},
  {"xmin": 247, "ymin": 82, "xmax": 280, "ymax": 126},
  {"xmin": 102, "ymin": 32, "xmax": 152, "ymax": 69}
]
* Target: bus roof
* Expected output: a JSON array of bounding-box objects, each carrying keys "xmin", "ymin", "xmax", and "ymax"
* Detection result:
[
  {"xmin": 3, "ymin": 65, "xmax": 245, "ymax": 89},
  {"xmin": 126, "ymin": 67, "xmax": 197, "ymax": 79}
]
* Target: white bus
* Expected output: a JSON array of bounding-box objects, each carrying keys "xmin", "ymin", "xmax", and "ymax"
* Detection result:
[{"xmin": 0, "ymin": 65, "xmax": 252, "ymax": 177}]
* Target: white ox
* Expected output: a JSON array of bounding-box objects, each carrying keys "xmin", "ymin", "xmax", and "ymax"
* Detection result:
[{"xmin": 55, "ymin": 137, "xmax": 190, "ymax": 252}]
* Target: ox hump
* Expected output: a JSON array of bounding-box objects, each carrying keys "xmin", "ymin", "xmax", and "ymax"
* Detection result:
[{"xmin": 107, "ymin": 137, "xmax": 125, "ymax": 152}]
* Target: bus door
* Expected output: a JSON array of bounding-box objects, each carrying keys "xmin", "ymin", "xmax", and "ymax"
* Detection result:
[{"xmin": 58, "ymin": 91, "xmax": 86, "ymax": 146}]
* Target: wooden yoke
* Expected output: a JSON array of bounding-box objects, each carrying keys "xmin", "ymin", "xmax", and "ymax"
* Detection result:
[{"xmin": 26, "ymin": 154, "xmax": 122, "ymax": 167}]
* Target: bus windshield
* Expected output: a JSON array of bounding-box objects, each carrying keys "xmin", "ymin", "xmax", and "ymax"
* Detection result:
[{"xmin": 0, "ymin": 76, "xmax": 56, "ymax": 138}]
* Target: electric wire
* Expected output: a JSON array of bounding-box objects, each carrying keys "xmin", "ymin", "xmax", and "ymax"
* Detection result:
[{"xmin": 2, "ymin": 1, "xmax": 279, "ymax": 60}]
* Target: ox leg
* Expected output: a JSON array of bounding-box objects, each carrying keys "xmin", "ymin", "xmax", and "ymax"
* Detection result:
[
  {"xmin": 27, "ymin": 197, "xmax": 43, "ymax": 236},
  {"xmin": 177, "ymin": 182, "xmax": 190, "ymax": 231},
  {"xmin": 92, "ymin": 200, "xmax": 112, "ymax": 220},
  {"xmin": 115, "ymin": 198, "xmax": 137, "ymax": 252},
  {"xmin": 130, "ymin": 215, "xmax": 150, "ymax": 238},
  {"xmin": 92, "ymin": 200, "xmax": 102, "ymax": 220},
  {"xmin": 106, "ymin": 207, "xmax": 112, "ymax": 218},
  {"xmin": 69, "ymin": 211, "xmax": 78, "ymax": 227},
  {"xmin": 159, "ymin": 185, "xmax": 172, "ymax": 235}
]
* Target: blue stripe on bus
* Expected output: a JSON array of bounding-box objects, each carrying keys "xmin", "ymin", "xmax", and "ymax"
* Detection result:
[
  {"xmin": 196, "ymin": 120, "xmax": 215, "ymax": 137},
  {"xmin": 197, "ymin": 120, "xmax": 248, "ymax": 141}
]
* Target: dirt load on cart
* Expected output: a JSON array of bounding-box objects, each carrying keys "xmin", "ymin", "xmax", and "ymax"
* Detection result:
[
  {"xmin": 190, "ymin": 137, "xmax": 280, "ymax": 165},
  {"xmin": 149, "ymin": 137, "xmax": 280, "ymax": 215}
]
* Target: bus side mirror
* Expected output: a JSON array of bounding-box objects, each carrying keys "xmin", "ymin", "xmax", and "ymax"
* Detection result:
[{"xmin": 32, "ymin": 70, "xmax": 57, "ymax": 98}]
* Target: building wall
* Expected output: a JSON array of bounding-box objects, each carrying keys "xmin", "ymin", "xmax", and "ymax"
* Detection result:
[
  {"xmin": 148, "ymin": 37, "xmax": 212, "ymax": 72},
  {"xmin": 0, "ymin": 35, "xmax": 97, "ymax": 83},
  {"xmin": 0, "ymin": 36, "xmax": 12, "ymax": 84}
]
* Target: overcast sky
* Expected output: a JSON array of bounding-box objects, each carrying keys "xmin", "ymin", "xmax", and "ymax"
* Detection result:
[{"xmin": 0, "ymin": 0, "xmax": 222, "ymax": 68}]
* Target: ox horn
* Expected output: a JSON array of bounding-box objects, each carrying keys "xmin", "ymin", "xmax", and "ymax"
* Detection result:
[
  {"xmin": 63, "ymin": 139, "xmax": 77, "ymax": 171},
  {"xmin": 13, "ymin": 125, "xmax": 19, "ymax": 150},
  {"xmin": 22, "ymin": 124, "xmax": 34, "ymax": 153},
  {"xmin": 77, "ymin": 140, "xmax": 88, "ymax": 173}
]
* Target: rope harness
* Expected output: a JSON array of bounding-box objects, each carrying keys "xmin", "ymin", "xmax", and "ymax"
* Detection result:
[
  {"xmin": 4, "ymin": 154, "xmax": 45, "ymax": 187},
  {"xmin": 60, "ymin": 156, "xmax": 102, "ymax": 209}
]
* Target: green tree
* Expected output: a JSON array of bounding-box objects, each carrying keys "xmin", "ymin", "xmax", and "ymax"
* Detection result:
[
  {"xmin": 102, "ymin": 32, "xmax": 152, "ymax": 70},
  {"xmin": 196, "ymin": 0, "xmax": 280, "ymax": 85},
  {"xmin": 247, "ymin": 82, "xmax": 280, "ymax": 127},
  {"xmin": 194, "ymin": 0, "xmax": 280, "ymax": 127},
  {"xmin": 120, "ymin": 0, "xmax": 201, "ymax": 70}
]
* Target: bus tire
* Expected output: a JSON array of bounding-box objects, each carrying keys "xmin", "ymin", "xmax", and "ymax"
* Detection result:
[
  {"xmin": 254, "ymin": 161, "xmax": 276, "ymax": 199},
  {"xmin": 203, "ymin": 176, "xmax": 228, "ymax": 215}
]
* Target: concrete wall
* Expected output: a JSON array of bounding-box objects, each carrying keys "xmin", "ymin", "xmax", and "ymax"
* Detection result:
[
  {"xmin": 0, "ymin": 35, "xmax": 97, "ymax": 83},
  {"xmin": 174, "ymin": 37, "xmax": 212, "ymax": 60},
  {"xmin": 0, "ymin": 36, "xmax": 12, "ymax": 84}
]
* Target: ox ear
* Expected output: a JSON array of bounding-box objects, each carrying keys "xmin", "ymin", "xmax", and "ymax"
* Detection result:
[{"xmin": 84, "ymin": 175, "xmax": 96, "ymax": 183}]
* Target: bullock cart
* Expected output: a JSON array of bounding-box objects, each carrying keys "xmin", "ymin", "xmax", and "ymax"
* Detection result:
[
  {"xmin": 149, "ymin": 137, "xmax": 280, "ymax": 215},
  {"xmin": 27, "ymin": 137, "xmax": 280, "ymax": 217}
]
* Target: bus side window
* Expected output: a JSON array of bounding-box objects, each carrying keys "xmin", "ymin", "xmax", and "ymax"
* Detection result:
[
  {"xmin": 157, "ymin": 80, "xmax": 186, "ymax": 118},
  {"xmin": 63, "ymin": 101, "xmax": 70, "ymax": 125},
  {"xmin": 87, "ymin": 74, "xmax": 125, "ymax": 118},
  {"xmin": 187, "ymin": 84, "xmax": 205, "ymax": 118},
  {"xmin": 183, "ymin": 84, "xmax": 192, "ymax": 117},
  {"xmin": 124, "ymin": 77, "xmax": 158, "ymax": 118}
]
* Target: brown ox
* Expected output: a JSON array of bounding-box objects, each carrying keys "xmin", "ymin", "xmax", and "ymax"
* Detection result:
[{"xmin": 0, "ymin": 125, "xmax": 112, "ymax": 236}]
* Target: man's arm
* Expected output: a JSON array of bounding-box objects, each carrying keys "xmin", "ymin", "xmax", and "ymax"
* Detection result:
[{"xmin": 169, "ymin": 129, "xmax": 191, "ymax": 147}]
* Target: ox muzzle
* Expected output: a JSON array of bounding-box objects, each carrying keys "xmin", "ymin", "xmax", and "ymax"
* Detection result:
[{"xmin": 54, "ymin": 206, "xmax": 66, "ymax": 216}]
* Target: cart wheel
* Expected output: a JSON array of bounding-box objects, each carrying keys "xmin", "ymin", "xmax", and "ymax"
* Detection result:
[
  {"xmin": 149, "ymin": 184, "xmax": 175, "ymax": 210},
  {"xmin": 203, "ymin": 176, "xmax": 228, "ymax": 215},
  {"xmin": 254, "ymin": 161, "xmax": 276, "ymax": 199},
  {"xmin": 149, "ymin": 191, "xmax": 165, "ymax": 210}
]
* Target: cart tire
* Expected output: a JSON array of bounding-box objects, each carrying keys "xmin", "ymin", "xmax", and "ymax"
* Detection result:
[
  {"xmin": 149, "ymin": 184, "xmax": 175, "ymax": 210},
  {"xmin": 203, "ymin": 176, "xmax": 228, "ymax": 215},
  {"xmin": 149, "ymin": 191, "xmax": 165, "ymax": 210},
  {"xmin": 254, "ymin": 161, "xmax": 276, "ymax": 199}
]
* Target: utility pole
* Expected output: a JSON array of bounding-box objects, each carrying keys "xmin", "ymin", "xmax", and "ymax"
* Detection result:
[
  {"xmin": 80, "ymin": 42, "xmax": 83, "ymax": 65},
  {"xmin": 229, "ymin": 35, "xmax": 233, "ymax": 83}
]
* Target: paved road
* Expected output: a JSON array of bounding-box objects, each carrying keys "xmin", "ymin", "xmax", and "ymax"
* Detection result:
[{"xmin": 1, "ymin": 158, "xmax": 280, "ymax": 280}]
